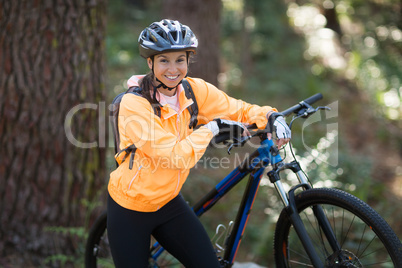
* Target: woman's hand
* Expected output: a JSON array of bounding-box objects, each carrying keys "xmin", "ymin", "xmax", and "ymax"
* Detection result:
[
  {"xmin": 205, "ymin": 119, "xmax": 251, "ymax": 138},
  {"xmin": 266, "ymin": 112, "xmax": 291, "ymax": 148},
  {"xmin": 213, "ymin": 119, "xmax": 249, "ymax": 138}
]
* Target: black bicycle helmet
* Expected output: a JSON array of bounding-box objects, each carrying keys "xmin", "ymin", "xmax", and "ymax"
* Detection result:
[{"xmin": 138, "ymin": 19, "xmax": 198, "ymax": 59}]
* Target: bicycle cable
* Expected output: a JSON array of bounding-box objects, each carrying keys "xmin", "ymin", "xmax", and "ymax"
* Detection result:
[{"xmin": 288, "ymin": 114, "xmax": 314, "ymax": 187}]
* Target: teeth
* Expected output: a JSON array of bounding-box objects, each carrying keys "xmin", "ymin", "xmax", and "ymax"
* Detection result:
[{"xmin": 167, "ymin": 75, "xmax": 178, "ymax": 79}]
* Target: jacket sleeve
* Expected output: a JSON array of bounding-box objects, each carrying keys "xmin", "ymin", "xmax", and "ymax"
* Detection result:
[
  {"xmin": 187, "ymin": 78, "xmax": 277, "ymax": 129},
  {"xmin": 117, "ymin": 93, "xmax": 214, "ymax": 169}
]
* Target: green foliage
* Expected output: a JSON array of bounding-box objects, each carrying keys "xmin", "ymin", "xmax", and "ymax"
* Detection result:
[
  {"xmin": 45, "ymin": 226, "xmax": 86, "ymax": 237},
  {"xmin": 44, "ymin": 226, "xmax": 86, "ymax": 267},
  {"xmin": 221, "ymin": 0, "xmax": 330, "ymax": 109},
  {"xmin": 43, "ymin": 196, "xmax": 105, "ymax": 267},
  {"xmin": 106, "ymin": 0, "xmax": 162, "ymax": 95},
  {"xmin": 45, "ymin": 255, "xmax": 77, "ymax": 267},
  {"xmin": 340, "ymin": 0, "xmax": 402, "ymax": 120}
]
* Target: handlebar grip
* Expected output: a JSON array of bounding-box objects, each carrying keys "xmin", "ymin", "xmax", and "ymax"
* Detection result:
[
  {"xmin": 211, "ymin": 133, "xmax": 231, "ymax": 145},
  {"xmin": 281, "ymin": 93, "xmax": 323, "ymax": 116},
  {"xmin": 303, "ymin": 93, "xmax": 323, "ymax": 105},
  {"xmin": 211, "ymin": 124, "xmax": 258, "ymax": 144}
]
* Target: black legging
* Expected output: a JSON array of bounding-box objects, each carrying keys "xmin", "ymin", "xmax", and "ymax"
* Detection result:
[{"xmin": 107, "ymin": 194, "xmax": 221, "ymax": 268}]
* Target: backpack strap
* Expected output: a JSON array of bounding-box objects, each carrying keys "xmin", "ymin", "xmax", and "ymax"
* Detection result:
[
  {"xmin": 112, "ymin": 86, "xmax": 164, "ymax": 169},
  {"xmin": 127, "ymin": 86, "xmax": 143, "ymax": 97},
  {"xmin": 129, "ymin": 86, "xmax": 162, "ymax": 117},
  {"xmin": 111, "ymin": 81, "xmax": 198, "ymax": 169},
  {"xmin": 111, "ymin": 87, "xmax": 142, "ymax": 169},
  {"xmin": 182, "ymin": 79, "xmax": 198, "ymax": 129},
  {"xmin": 115, "ymin": 144, "xmax": 137, "ymax": 169}
]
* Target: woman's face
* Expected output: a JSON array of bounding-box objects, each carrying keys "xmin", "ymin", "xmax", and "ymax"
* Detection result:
[{"xmin": 148, "ymin": 51, "xmax": 188, "ymax": 91}]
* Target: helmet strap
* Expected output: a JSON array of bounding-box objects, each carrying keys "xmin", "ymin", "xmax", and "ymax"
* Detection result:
[{"xmin": 155, "ymin": 77, "xmax": 182, "ymax": 91}]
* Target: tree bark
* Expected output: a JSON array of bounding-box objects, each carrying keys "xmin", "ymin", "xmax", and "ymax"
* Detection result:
[
  {"xmin": 0, "ymin": 0, "xmax": 107, "ymax": 266},
  {"xmin": 162, "ymin": 0, "xmax": 222, "ymax": 86}
]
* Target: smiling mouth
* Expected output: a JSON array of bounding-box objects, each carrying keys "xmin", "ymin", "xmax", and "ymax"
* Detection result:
[{"xmin": 165, "ymin": 75, "xmax": 180, "ymax": 81}]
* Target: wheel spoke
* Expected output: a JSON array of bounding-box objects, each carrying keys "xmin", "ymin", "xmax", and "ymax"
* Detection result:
[{"xmin": 273, "ymin": 189, "xmax": 401, "ymax": 267}]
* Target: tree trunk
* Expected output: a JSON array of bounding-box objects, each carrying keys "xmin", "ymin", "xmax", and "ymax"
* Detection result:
[
  {"xmin": 0, "ymin": 0, "xmax": 107, "ymax": 266},
  {"xmin": 162, "ymin": 0, "xmax": 222, "ymax": 86}
]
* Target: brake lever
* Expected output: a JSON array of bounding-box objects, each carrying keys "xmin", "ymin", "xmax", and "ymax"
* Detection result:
[
  {"xmin": 297, "ymin": 101, "xmax": 316, "ymax": 118},
  {"xmin": 317, "ymin": 106, "xmax": 331, "ymax": 111},
  {"xmin": 226, "ymin": 136, "xmax": 250, "ymax": 155},
  {"xmin": 297, "ymin": 105, "xmax": 331, "ymax": 118}
]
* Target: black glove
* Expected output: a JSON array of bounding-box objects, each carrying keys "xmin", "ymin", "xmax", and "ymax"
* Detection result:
[{"xmin": 213, "ymin": 118, "xmax": 246, "ymax": 139}]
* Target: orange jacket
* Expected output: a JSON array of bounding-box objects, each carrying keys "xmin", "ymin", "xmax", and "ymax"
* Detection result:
[{"xmin": 108, "ymin": 76, "xmax": 277, "ymax": 212}]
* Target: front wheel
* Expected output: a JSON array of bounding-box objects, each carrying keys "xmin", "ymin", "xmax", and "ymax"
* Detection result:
[{"xmin": 274, "ymin": 188, "xmax": 402, "ymax": 267}]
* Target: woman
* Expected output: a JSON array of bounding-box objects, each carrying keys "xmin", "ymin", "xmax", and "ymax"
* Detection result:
[{"xmin": 107, "ymin": 19, "xmax": 291, "ymax": 267}]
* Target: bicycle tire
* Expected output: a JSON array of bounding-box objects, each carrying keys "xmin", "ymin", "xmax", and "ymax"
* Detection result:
[
  {"xmin": 273, "ymin": 188, "xmax": 402, "ymax": 267},
  {"xmin": 85, "ymin": 211, "xmax": 115, "ymax": 268},
  {"xmin": 84, "ymin": 211, "xmax": 183, "ymax": 268}
]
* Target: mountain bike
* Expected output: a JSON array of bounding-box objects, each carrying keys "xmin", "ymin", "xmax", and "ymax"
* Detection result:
[{"xmin": 85, "ymin": 93, "xmax": 402, "ymax": 267}]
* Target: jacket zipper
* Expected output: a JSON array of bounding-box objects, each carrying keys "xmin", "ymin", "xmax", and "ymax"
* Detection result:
[
  {"xmin": 128, "ymin": 165, "xmax": 142, "ymax": 190},
  {"xmin": 176, "ymin": 113, "xmax": 181, "ymax": 141},
  {"xmin": 173, "ymin": 114, "xmax": 181, "ymax": 196}
]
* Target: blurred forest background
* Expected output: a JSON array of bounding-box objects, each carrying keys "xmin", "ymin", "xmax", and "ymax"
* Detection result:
[{"xmin": 1, "ymin": 0, "xmax": 401, "ymax": 266}]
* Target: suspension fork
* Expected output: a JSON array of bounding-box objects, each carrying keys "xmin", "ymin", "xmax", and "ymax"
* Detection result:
[
  {"xmin": 292, "ymin": 161, "xmax": 342, "ymax": 253},
  {"xmin": 268, "ymin": 169, "xmax": 324, "ymax": 267},
  {"xmin": 269, "ymin": 161, "xmax": 341, "ymax": 267}
]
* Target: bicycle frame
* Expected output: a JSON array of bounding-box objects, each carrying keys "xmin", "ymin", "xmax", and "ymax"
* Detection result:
[{"xmin": 151, "ymin": 136, "xmax": 339, "ymax": 267}]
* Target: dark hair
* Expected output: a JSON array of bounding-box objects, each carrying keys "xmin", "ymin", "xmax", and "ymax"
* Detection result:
[{"xmin": 138, "ymin": 72, "xmax": 162, "ymax": 117}]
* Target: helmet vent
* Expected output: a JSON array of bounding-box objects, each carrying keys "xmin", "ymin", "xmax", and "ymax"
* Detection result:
[{"xmin": 138, "ymin": 19, "xmax": 198, "ymax": 58}]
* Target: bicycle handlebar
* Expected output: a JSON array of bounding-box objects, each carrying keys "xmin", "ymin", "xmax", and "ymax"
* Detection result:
[
  {"xmin": 213, "ymin": 132, "xmax": 235, "ymax": 144},
  {"xmin": 211, "ymin": 93, "xmax": 323, "ymax": 145},
  {"xmin": 281, "ymin": 93, "xmax": 323, "ymax": 116}
]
